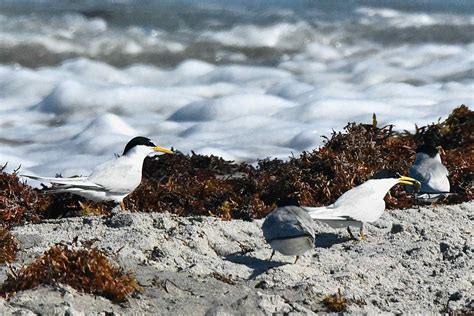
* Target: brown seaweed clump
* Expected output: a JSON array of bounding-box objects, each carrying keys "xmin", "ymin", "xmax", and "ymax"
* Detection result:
[
  {"xmin": 0, "ymin": 164, "xmax": 112, "ymax": 225},
  {"xmin": 125, "ymin": 153, "xmax": 259, "ymax": 219},
  {"xmin": 0, "ymin": 164, "xmax": 50, "ymax": 224},
  {"xmin": 410, "ymin": 104, "xmax": 473, "ymax": 149},
  {"xmin": 323, "ymin": 289, "xmax": 348, "ymax": 312},
  {"xmin": 1, "ymin": 105, "xmax": 472, "ymax": 221},
  {"xmin": 0, "ymin": 243, "xmax": 141, "ymax": 302},
  {"xmin": 126, "ymin": 105, "xmax": 472, "ymax": 219},
  {"xmin": 0, "ymin": 226, "xmax": 17, "ymax": 264},
  {"xmin": 322, "ymin": 289, "xmax": 366, "ymax": 312}
]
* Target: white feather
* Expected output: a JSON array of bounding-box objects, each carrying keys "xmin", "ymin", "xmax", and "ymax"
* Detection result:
[{"xmin": 303, "ymin": 178, "xmax": 399, "ymax": 226}]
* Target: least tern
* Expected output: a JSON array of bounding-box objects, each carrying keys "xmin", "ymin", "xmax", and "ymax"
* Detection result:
[
  {"xmin": 302, "ymin": 171, "xmax": 420, "ymax": 240},
  {"xmin": 23, "ymin": 136, "xmax": 173, "ymax": 208},
  {"xmin": 262, "ymin": 199, "xmax": 316, "ymax": 263},
  {"xmin": 407, "ymin": 144, "xmax": 450, "ymax": 202}
]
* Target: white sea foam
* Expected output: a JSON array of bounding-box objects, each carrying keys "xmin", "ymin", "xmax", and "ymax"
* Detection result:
[
  {"xmin": 170, "ymin": 94, "xmax": 295, "ymax": 122},
  {"xmin": 201, "ymin": 21, "xmax": 313, "ymax": 49},
  {"xmin": 0, "ymin": 3, "xmax": 472, "ymax": 179},
  {"xmin": 356, "ymin": 7, "xmax": 474, "ymax": 28}
]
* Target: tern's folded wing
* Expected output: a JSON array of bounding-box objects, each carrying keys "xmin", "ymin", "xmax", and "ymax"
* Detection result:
[
  {"xmin": 302, "ymin": 206, "xmax": 348, "ymax": 220},
  {"xmin": 22, "ymin": 175, "xmax": 101, "ymax": 188},
  {"xmin": 87, "ymin": 157, "xmax": 142, "ymax": 193},
  {"xmin": 263, "ymin": 206, "xmax": 315, "ymax": 242}
]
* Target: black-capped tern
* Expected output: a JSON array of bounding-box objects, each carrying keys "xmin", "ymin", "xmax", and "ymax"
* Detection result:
[
  {"xmin": 23, "ymin": 136, "xmax": 173, "ymax": 208},
  {"xmin": 303, "ymin": 171, "xmax": 420, "ymax": 240}
]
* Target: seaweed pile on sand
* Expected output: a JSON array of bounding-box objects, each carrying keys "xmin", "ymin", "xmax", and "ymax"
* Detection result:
[
  {"xmin": 0, "ymin": 105, "xmax": 472, "ymax": 224},
  {"xmin": 0, "ymin": 241, "xmax": 141, "ymax": 302},
  {"xmin": 126, "ymin": 104, "xmax": 473, "ymax": 219}
]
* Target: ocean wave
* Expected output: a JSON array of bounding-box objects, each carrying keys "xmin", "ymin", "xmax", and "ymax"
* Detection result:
[{"xmin": 0, "ymin": 1, "xmax": 472, "ymax": 176}]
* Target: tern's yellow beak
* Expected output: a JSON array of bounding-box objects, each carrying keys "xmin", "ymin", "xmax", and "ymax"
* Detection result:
[
  {"xmin": 398, "ymin": 176, "xmax": 420, "ymax": 189},
  {"xmin": 153, "ymin": 146, "xmax": 174, "ymax": 154}
]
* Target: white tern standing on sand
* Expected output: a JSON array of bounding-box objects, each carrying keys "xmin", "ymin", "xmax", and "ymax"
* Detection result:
[
  {"xmin": 262, "ymin": 198, "xmax": 316, "ymax": 263},
  {"xmin": 302, "ymin": 171, "xmax": 420, "ymax": 240},
  {"xmin": 407, "ymin": 144, "xmax": 450, "ymax": 202},
  {"xmin": 23, "ymin": 136, "xmax": 174, "ymax": 208}
]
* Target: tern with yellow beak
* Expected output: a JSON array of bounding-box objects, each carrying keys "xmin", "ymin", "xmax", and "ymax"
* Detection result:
[
  {"xmin": 23, "ymin": 136, "xmax": 173, "ymax": 208},
  {"xmin": 302, "ymin": 171, "xmax": 420, "ymax": 240}
]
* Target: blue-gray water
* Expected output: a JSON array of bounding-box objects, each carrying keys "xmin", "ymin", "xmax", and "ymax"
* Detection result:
[{"xmin": 1, "ymin": 0, "xmax": 473, "ymax": 67}]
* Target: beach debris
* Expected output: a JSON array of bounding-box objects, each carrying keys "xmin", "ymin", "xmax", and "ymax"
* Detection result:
[
  {"xmin": 79, "ymin": 201, "xmax": 112, "ymax": 217},
  {"xmin": 127, "ymin": 104, "xmax": 473, "ymax": 218},
  {"xmin": 323, "ymin": 288, "xmax": 348, "ymax": 312},
  {"xmin": 209, "ymin": 272, "xmax": 236, "ymax": 285},
  {"xmin": 0, "ymin": 164, "xmax": 49, "ymax": 224},
  {"xmin": 0, "ymin": 242, "xmax": 142, "ymax": 302},
  {"xmin": 0, "ymin": 226, "xmax": 17, "ymax": 264}
]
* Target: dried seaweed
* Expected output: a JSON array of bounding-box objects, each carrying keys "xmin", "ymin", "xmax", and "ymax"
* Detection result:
[
  {"xmin": 79, "ymin": 201, "xmax": 113, "ymax": 217},
  {"xmin": 323, "ymin": 289, "xmax": 348, "ymax": 312},
  {"xmin": 127, "ymin": 105, "xmax": 472, "ymax": 219},
  {"xmin": 0, "ymin": 164, "xmax": 50, "ymax": 224},
  {"xmin": 0, "ymin": 226, "xmax": 17, "ymax": 264},
  {"xmin": 322, "ymin": 289, "xmax": 366, "ymax": 312},
  {"xmin": 0, "ymin": 165, "xmax": 112, "ymax": 225},
  {"xmin": 209, "ymin": 272, "xmax": 236, "ymax": 285},
  {"xmin": 1, "ymin": 105, "xmax": 472, "ymax": 222},
  {"xmin": 409, "ymin": 105, "xmax": 473, "ymax": 149},
  {"xmin": 0, "ymin": 243, "xmax": 141, "ymax": 302}
]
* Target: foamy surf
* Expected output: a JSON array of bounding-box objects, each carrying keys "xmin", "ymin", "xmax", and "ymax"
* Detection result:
[{"xmin": 0, "ymin": 1, "xmax": 472, "ymax": 178}]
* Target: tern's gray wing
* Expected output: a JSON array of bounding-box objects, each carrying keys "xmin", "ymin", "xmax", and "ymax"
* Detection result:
[{"xmin": 262, "ymin": 206, "xmax": 315, "ymax": 243}]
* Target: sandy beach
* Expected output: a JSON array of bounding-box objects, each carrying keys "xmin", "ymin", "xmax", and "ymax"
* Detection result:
[
  {"xmin": 0, "ymin": 1, "xmax": 472, "ymax": 314},
  {"xmin": 1, "ymin": 201, "xmax": 472, "ymax": 314}
]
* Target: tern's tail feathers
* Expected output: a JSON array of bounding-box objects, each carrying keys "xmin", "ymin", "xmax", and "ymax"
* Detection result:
[
  {"xmin": 302, "ymin": 206, "xmax": 347, "ymax": 221},
  {"xmin": 22, "ymin": 174, "xmax": 97, "ymax": 187}
]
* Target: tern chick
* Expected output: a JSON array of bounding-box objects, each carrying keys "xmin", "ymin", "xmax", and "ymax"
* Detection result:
[
  {"xmin": 303, "ymin": 171, "xmax": 420, "ymax": 240},
  {"xmin": 23, "ymin": 136, "xmax": 173, "ymax": 208},
  {"xmin": 262, "ymin": 198, "xmax": 316, "ymax": 263}
]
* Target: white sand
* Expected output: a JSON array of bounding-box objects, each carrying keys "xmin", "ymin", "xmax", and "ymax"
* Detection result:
[{"xmin": 1, "ymin": 201, "xmax": 472, "ymax": 314}]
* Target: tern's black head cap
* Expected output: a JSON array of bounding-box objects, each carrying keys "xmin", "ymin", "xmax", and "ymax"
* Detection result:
[
  {"xmin": 275, "ymin": 196, "xmax": 300, "ymax": 207},
  {"xmin": 123, "ymin": 136, "xmax": 156, "ymax": 155},
  {"xmin": 371, "ymin": 169, "xmax": 401, "ymax": 180},
  {"xmin": 416, "ymin": 144, "xmax": 439, "ymax": 158}
]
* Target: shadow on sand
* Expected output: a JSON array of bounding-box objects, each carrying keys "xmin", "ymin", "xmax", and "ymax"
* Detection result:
[
  {"xmin": 224, "ymin": 233, "xmax": 351, "ymax": 279},
  {"xmin": 314, "ymin": 232, "xmax": 352, "ymax": 248},
  {"xmin": 224, "ymin": 252, "xmax": 288, "ymax": 279}
]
